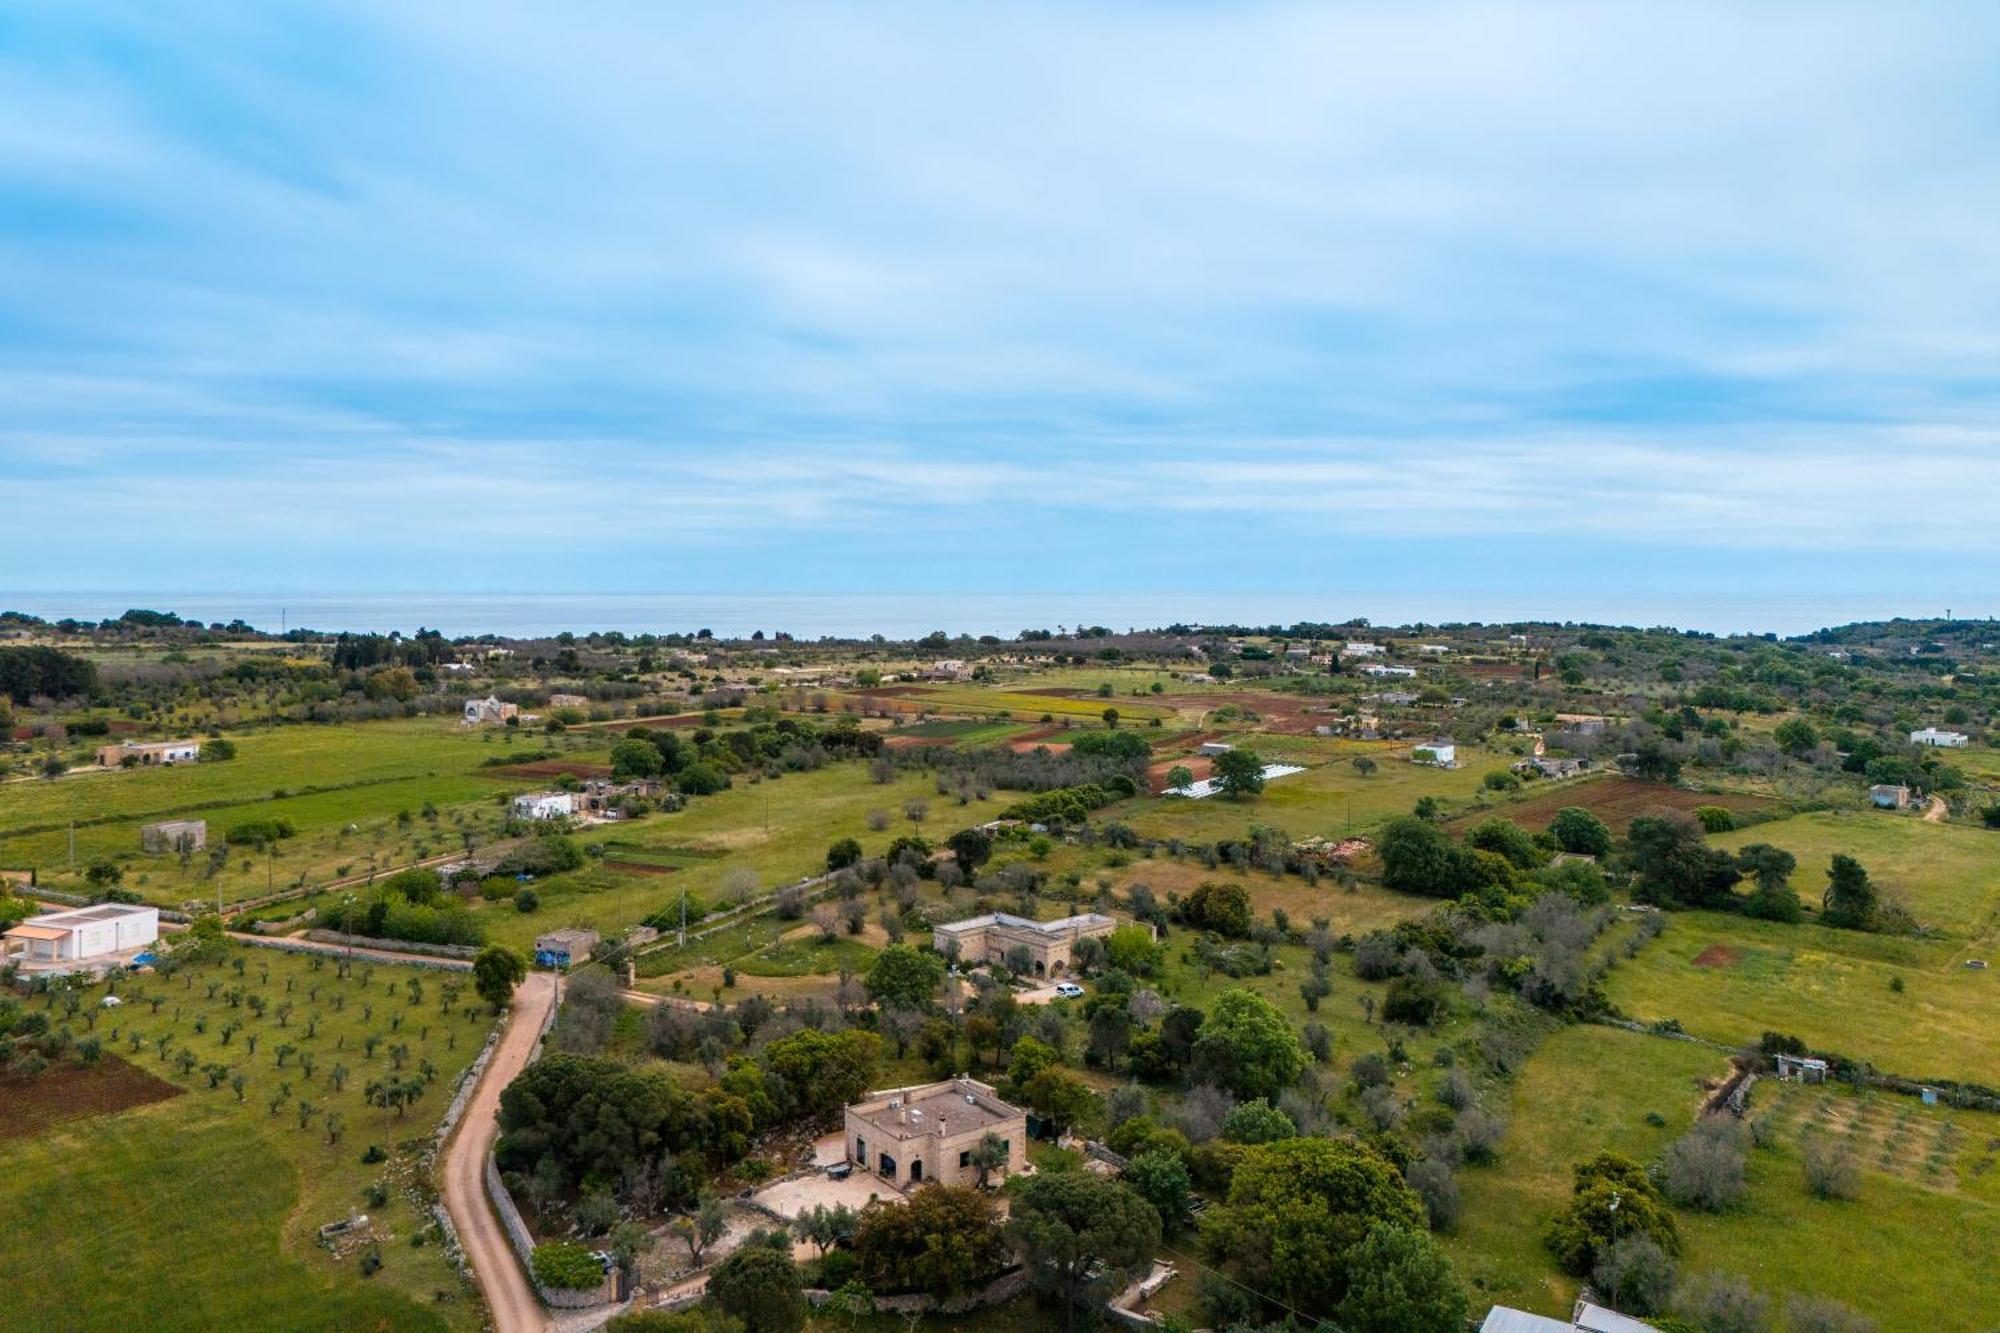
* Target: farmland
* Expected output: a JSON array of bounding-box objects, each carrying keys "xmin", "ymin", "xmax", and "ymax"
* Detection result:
[
  {"xmin": 0, "ymin": 941, "xmax": 492, "ymax": 1330},
  {"xmin": 1444, "ymin": 773, "xmax": 1789, "ymax": 836}
]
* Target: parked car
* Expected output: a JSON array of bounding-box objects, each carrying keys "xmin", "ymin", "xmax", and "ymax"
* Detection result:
[
  {"xmin": 826, "ymin": 1161, "xmax": 853, "ymax": 1180},
  {"xmin": 1053, "ymin": 982, "xmax": 1085, "ymax": 999}
]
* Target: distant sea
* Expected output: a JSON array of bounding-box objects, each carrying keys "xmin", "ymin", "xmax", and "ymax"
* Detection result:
[{"xmin": 0, "ymin": 591, "xmax": 1956, "ymax": 640}]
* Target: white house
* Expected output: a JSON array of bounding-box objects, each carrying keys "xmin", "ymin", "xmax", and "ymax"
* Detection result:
[
  {"xmin": 1910, "ymin": 727, "xmax": 1969, "ymax": 748},
  {"xmin": 1481, "ymin": 1300, "xmax": 1658, "ymax": 1333},
  {"xmin": 1418, "ymin": 643, "xmax": 1451, "ymax": 656},
  {"xmin": 511, "ymin": 791, "xmax": 575, "ymax": 821},
  {"xmin": 1412, "ymin": 741, "xmax": 1457, "ymax": 767},
  {"xmin": 1198, "ymin": 741, "xmax": 1234, "ymax": 757},
  {"xmin": 929, "ymin": 660, "xmax": 974, "ymax": 681},
  {"xmin": 1342, "ymin": 642, "xmax": 1386, "ymax": 657},
  {"xmin": 3, "ymin": 903, "xmax": 159, "ymax": 976},
  {"xmin": 1360, "ymin": 664, "xmax": 1417, "ymax": 678}
]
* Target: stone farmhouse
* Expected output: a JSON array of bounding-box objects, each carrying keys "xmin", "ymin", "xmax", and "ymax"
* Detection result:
[
  {"xmin": 141, "ymin": 818, "xmax": 207, "ymax": 853},
  {"xmin": 463, "ymin": 695, "xmax": 519, "ymax": 725},
  {"xmin": 96, "ymin": 739, "xmax": 201, "ymax": 767},
  {"xmin": 844, "ymin": 1076, "xmax": 1027, "ymax": 1191},
  {"xmin": 933, "ymin": 911, "xmax": 1120, "ymax": 976}
]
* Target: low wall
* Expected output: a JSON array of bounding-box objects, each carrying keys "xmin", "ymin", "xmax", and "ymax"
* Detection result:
[
  {"xmin": 242, "ymin": 935, "xmax": 471, "ymax": 972},
  {"xmin": 805, "ymin": 1267, "xmax": 1028, "ymax": 1315},
  {"xmin": 304, "ymin": 929, "xmax": 480, "ymax": 960}
]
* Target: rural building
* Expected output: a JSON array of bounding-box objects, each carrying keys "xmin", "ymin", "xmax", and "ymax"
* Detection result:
[
  {"xmin": 1411, "ymin": 741, "xmax": 1457, "ymax": 767},
  {"xmin": 534, "ymin": 928, "xmax": 600, "ymax": 969},
  {"xmin": 1197, "ymin": 741, "xmax": 1234, "ymax": 756},
  {"xmin": 1513, "ymin": 756, "xmax": 1590, "ymax": 780},
  {"xmin": 1555, "ymin": 713, "xmax": 1612, "ymax": 734},
  {"xmin": 1776, "ymin": 1053, "xmax": 1829, "ymax": 1083},
  {"xmin": 96, "ymin": 739, "xmax": 201, "ymax": 767},
  {"xmin": 547, "ymin": 692, "xmax": 590, "ymax": 709},
  {"xmin": 1418, "ymin": 643, "xmax": 1451, "ymax": 655},
  {"xmin": 140, "ymin": 818, "xmax": 207, "ymax": 854},
  {"xmin": 571, "ymin": 779, "xmax": 660, "ymax": 817},
  {"xmin": 1365, "ymin": 690, "xmax": 1419, "ymax": 706},
  {"xmin": 844, "ymin": 1076, "xmax": 1028, "ymax": 1191},
  {"xmin": 511, "ymin": 791, "xmax": 575, "ymax": 821},
  {"xmin": 1910, "ymin": 727, "xmax": 1969, "ymax": 748},
  {"xmin": 1481, "ymin": 1300, "xmax": 1659, "ymax": 1333},
  {"xmin": 1342, "ymin": 642, "xmax": 1385, "ymax": 657},
  {"xmin": 3, "ymin": 903, "xmax": 159, "ymax": 977},
  {"xmin": 932, "ymin": 911, "xmax": 1120, "ymax": 976},
  {"xmin": 462, "ymin": 695, "xmax": 519, "ymax": 726},
  {"xmin": 929, "ymin": 660, "xmax": 974, "ymax": 681},
  {"xmin": 1869, "ymin": 783, "xmax": 1912, "ymax": 809},
  {"xmin": 1360, "ymin": 664, "xmax": 1417, "ymax": 678},
  {"xmin": 1283, "ymin": 646, "xmax": 1311, "ymax": 659}
]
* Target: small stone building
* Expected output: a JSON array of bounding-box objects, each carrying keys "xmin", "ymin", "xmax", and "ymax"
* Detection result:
[
  {"xmin": 1869, "ymin": 783, "xmax": 1911, "ymax": 809},
  {"xmin": 141, "ymin": 819, "xmax": 207, "ymax": 854},
  {"xmin": 844, "ymin": 1076, "xmax": 1028, "ymax": 1191},
  {"xmin": 97, "ymin": 739, "xmax": 201, "ymax": 767},
  {"xmin": 534, "ymin": 928, "xmax": 600, "ymax": 969}
]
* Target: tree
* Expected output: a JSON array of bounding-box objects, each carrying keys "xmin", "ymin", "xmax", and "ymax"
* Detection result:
[
  {"xmin": 706, "ymin": 1243, "xmax": 804, "ymax": 1333},
  {"xmin": 762, "ymin": 1028, "xmax": 880, "ymax": 1121},
  {"xmin": 1627, "ymin": 812, "xmax": 1741, "ymax": 909},
  {"xmin": 853, "ymin": 1185, "xmax": 1006, "ymax": 1297},
  {"xmin": 1774, "ymin": 717, "xmax": 1819, "ymax": 755},
  {"xmin": 1543, "ymin": 1152, "xmax": 1681, "ymax": 1276},
  {"xmin": 1333, "ymin": 1223, "xmax": 1468, "ymax": 1333},
  {"xmin": 611, "ymin": 739, "xmax": 664, "ymax": 781},
  {"xmin": 1105, "ymin": 925, "xmax": 1163, "ymax": 975},
  {"xmin": 1124, "ymin": 1149, "xmax": 1192, "ymax": 1230},
  {"xmin": 672, "ymin": 1192, "xmax": 730, "ymax": 1264},
  {"xmin": 1220, "ymin": 1098, "xmax": 1294, "ymax": 1145},
  {"xmin": 1164, "ymin": 764, "xmax": 1195, "ymax": 790},
  {"xmin": 1592, "ymin": 1234, "xmax": 1678, "ymax": 1317},
  {"xmin": 968, "ymin": 1131, "xmax": 1012, "ymax": 1187},
  {"xmin": 945, "ymin": 826, "xmax": 993, "ymax": 870},
  {"xmin": 1738, "ymin": 843, "xmax": 1801, "ymax": 922},
  {"xmin": 1006, "ymin": 1172, "xmax": 1160, "ymax": 1332},
  {"xmin": 474, "ymin": 945, "xmax": 528, "ymax": 1011},
  {"xmin": 1674, "ymin": 1272, "xmax": 1772, "ymax": 1333},
  {"xmin": 1351, "ymin": 755, "xmax": 1378, "ymax": 779},
  {"xmin": 1466, "ymin": 817, "xmax": 1544, "ymax": 870},
  {"xmin": 1179, "ymin": 881, "xmax": 1251, "ymax": 937},
  {"xmin": 864, "ymin": 945, "xmax": 945, "ymax": 1009},
  {"xmin": 1661, "ymin": 1119, "xmax": 1747, "ymax": 1212},
  {"xmin": 1023, "ymin": 1067, "xmax": 1101, "ymax": 1136},
  {"xmin": 1213, "ymin": 748, "xmax": 1266, "ymax": 801},
  {"xmin": 824, "ymin": 837, "xmax": 862, "ymax": 872},
  {"xmin": 1200, "ymin": 1137, "xmax": 1425, "ymax": 1317},
  {"xmin": 1197, "ymin": 990, "xmax": 1305, "ymax": 1102},
  {"xmin": 1548, "ymin": 806, "xmax": 1612, "ymax": 857},
  {"xmin": 1376, "ymin": 817, "xmax": 1465, "ymax": 898},
  {"xmin": 85, "ymin": 859, "xmax": 124, "ymax": 889},
  {"xmin": 1821, "ymin": 854, "xmax": 1877, "ymax": 930}
]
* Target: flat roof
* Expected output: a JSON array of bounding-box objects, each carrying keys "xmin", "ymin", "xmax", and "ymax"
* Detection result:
[
  {"xmin": 851, "ymin": 1084, "xmax": 1020, "ymax": 1140},
  {"xmin": 25, "ymin": 903, "xmax": 156, "ymax": 928},
  {"xmin": 935, "ymin": 911, "xmax": 1114, "ymax": 937}
]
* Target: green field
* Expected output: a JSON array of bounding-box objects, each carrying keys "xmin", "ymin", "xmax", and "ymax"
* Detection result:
[
  {"xmin": 1450, "ymin": 1024, "xmax": 2000, "ymax": 1330},
  {"xmin": 0, "ymin": 942, "xmax": 491, "ymax": 1331},
  {"xmin": 1122, "ymin": 747, "xmax": 1501, "ymax": 842},
  {"xmin": 1712, "ymin": 810, "xmax": 2000, "ymax": 941},
  {"xmin": 0, "ymin": 718, "xmax": 597, "ymax": 903},
  {"xmin": 1604, "ymin": 910, "xmax": 2000, "ymax": 1085},
  {"xmin": 872, "ymin": 686, "xmax": 1174, "ymax": 723}
]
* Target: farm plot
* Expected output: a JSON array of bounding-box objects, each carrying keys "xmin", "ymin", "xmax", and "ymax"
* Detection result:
[
  {"xmin": 1122, "ymin": 746, "xmax": 1500, "ymax": 842},
  {"xmin": 1605, "ymin": 910, "xmax": 2000, "ymax": 1085},
  {"xmin": 1712, "ymin": 811, "xmax": 2000, "ymax": 941},
  {"xmin": 1445, "ymin": 774, "xmax": 1787, "ymax": 836},
  {"xmin": 1449, "ymin": 1023, "xmax": 2000, "ymax": 1331},
  {"xmin": 851, "ymin": 685, "xmax": 1174, "ymax": 723},
  {"xmin": 0, "ymin": 1053, "xmax": 183, "ymax": 1143}
]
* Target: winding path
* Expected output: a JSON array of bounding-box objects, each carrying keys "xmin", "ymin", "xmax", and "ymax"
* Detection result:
[{"xmin": 441, "ymin": 971, "xmax": 560, "ymax": 1333}]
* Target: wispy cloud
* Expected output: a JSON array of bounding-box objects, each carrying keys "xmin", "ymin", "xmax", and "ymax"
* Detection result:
[{"xmin": 1, "ymin": 1, "xmax": 1996, "ymax": 604}]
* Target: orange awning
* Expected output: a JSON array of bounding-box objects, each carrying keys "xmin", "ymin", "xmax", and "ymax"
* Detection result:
[{"xmin": 5, "ymin": 924, "xmax": 69, "ymax": 941}]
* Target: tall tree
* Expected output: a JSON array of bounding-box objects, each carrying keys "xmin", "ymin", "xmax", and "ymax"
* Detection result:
[
  {"xmin": 1821, "ymin": 854, "xmax": 1877, "ymax": 930},
  {"xmin": 1005, "ymin": 1172, "xmax": 1161, "ymax": 1332}
]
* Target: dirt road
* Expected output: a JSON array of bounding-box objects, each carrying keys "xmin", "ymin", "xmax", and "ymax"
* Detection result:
[
  {"xmin": 1925, "ymin": 794, "xmax": 1949, "ymax": 823},
  {"xmin": 442, "ymin": 971, "xmax": 559, "ymax": 1333}
]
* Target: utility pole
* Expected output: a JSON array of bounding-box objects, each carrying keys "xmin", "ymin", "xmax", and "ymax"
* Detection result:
[
  {"xmin": 678, "ymin": 887, "xmax": 687, "ymax": 948},
  {"xmin": 68, "ymin": 821, "xmax": 75, "ymax": 869}
]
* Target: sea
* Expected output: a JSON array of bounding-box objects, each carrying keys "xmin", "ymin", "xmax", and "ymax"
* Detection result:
[{"xmin": 0, "ymin": 591, "xmax": 1957, "ymax": 641}]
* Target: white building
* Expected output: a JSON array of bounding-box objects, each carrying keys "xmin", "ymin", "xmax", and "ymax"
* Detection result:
[
  {"xmin": 1910, "ymin": 727, "xmax": 1969, "ymax": 748},
  {"xmin": 1360, "ymin": 664, "xmax": 1417, "ymax": 678},
  {"xmin": 929, "ymin": 660, "xmax": 974, "ymax": 681},
  {"xmin": 96, "ymin": 739, "xmax": 201, "ymax": 767},
  {"xmin": 1481, "ymin": 1301, "xmax": 1658, "ymax": 1333},
  {"xmin": 511, "ymin": 791, "xmax": 575, "ymax": 821},
  {"xmin": 1342, "ymin": 642, "xmax": 1386, "ymax": 657},
  {"xmin": 1418, "ymin": 643, "xmax": 1451, "ymax": 655},
  {"xmin": 1198, "ymin": 741, "xmax": 1234, "ymax": 756},
  {"xmin": 3, "ymin": 903, "xmax": 159, "ymax": 976},
  {"xmin": 1412, "ymin": 741, "xmax": 1457, "ymax": 767}
]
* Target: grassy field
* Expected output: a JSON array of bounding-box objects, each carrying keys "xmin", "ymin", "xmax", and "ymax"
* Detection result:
[
  {"xmin": 1121, "ymin": 747, "xmax": 1501, "ymax": 842},
  {"xmin": 0, "ymin": 717, "xmax": 598, "ymax": 902},
  {"xmin": 1712, "ymin": 810, "xmax": 2000, "ymax": 940},
  {"xmin": 0, "ymin": 942, "xmax": 492, "ymax": 1331},
  {"xmin": 860, "ymin": 686, "xmax": 1174, "ymax": 723},
  {"xmin": 1450, "ymin": 1024, "xmax": 2000, "ymax": 1330},
  {"xmin": 1603, "ymin": 910, "xmax": 2000, "ymax": 1085}
]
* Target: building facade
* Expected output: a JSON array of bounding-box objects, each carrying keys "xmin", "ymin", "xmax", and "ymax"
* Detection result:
[
  {"xmin": 463, "ymin": 696, "xmax": 520, "ymax": 725},
  {"xmin": 844, "ymin": 1076, "xmax": 1028, "ymax": 1191},
  {"xmin": 932, "ymin": 911, "xmax": 1119, "ymax": 976},
  {"xmin": 511, "ymin": 791, "xmax": 575, "ymax": 821},
  {"xmin": 3, "ymin": 903, "xmax": 159, "ymax": 976},
  {"xmin": 141, "ymin": 819, "xmax": 208, "ymax": 853},
  {"xmin": 1910, "ymin": 727, "xmax": 1969, "ymax": 748},
  {"xmin": 97, "ymin": 739, "xmax": 201, "ymax": 767}
]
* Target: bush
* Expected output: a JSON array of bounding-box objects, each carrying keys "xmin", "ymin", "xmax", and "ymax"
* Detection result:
[
  {"xmin": 1693, "ymin": 805, "xmax": 1736, "ymax": 833},
  {"xmin": 1802, "ymin": 1135, "xmax": 1860, "ymax": 1200},
  {"xmin": 1382, "ymin": 975, "xmax": 1447, "ymax": 1027},
  {"xmin": 1592, "ymin": 1234, "xmax": 1677, "ymax": 1316},
  {"xmin": 514, "ymin": 888, "xmax": 540, "ymax": 913},
  {"xmin": 1674, "ymin": 1271, "xmax": 1771, "ymax": 1333},
  {"xmin": 224, "ymin": 817, "xmax": 296, "ymax": 845},
  {"xmin": 532, "ymin": 1241, "xmax": 606, "ymax": 1291},
  {"xmin": 1661, "ymin": 1119, "xmax": 1747, "ymax": 1212}
]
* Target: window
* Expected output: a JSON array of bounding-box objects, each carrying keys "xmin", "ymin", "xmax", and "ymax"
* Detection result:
[
  {"xmin": 958, "ymin": 1151, "xmax": 970, "ymax": 1168},
  {"xmin": 855, "ymin": 1137, "xmax": 865, "ymax": 1164}
]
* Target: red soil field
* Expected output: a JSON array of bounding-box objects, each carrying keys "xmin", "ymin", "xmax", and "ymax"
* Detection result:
[
  {"xmin": 2, "ymin": 1055, "xmax": 184, "ymax": 1144},
  {"xmin": 1445, "ymin": 775, "xmax": 1785, "ymax": 835},
  {"xmin": 1693, "ymin": 943, "xmax": 1745, "ymax": 968}
]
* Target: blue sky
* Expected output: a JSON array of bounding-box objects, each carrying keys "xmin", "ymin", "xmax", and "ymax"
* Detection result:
[{"xmin": 3, "ymin": 2, "xmax": 1999, "ymax": 624}]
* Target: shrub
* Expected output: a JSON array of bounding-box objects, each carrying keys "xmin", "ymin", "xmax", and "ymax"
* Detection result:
[
  {"xmin": 224, "ymin": 817, "xmax": 296, "ymax": 845},
  {"xmin": 1802, "ymin": 1135, "xmax": 1860, "ymax": 1200},
  {"xmin": 1592, "ymin": 1234, "xmax": 1677, "ymax": 1316},
  {"xmin": 1661, "ymin": 1118, "xmax": 1747, "ymax": 1212},
  {"xmin": 532, "ymin": 1241, "xmax": 604, "ymax": 1291}
]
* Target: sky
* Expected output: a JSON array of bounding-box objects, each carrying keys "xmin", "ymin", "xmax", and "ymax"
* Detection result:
[{"xmin": 3, "ymin": 2, "xmax": 1998, "ymax": 627}]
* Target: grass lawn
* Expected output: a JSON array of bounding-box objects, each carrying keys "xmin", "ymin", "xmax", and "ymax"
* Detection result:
[
  {"xmin": 1603, "ymin": 910, "xmax": 2000, "ymax": 1084},
  {"xmin": 736, "ymin": 933, "xmax": 880, "ymax": 977},
  {"xmin": 0, "ymin": 941, "xmax": 492, "ymax": 1330},
  {"xmin": 1712, "ymin": 810, "xmax": 2000, "ymax": 941},
  {"xmin": 1450, "ymin": 1024, "xmax": 2000, "ymax": 1330}
]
